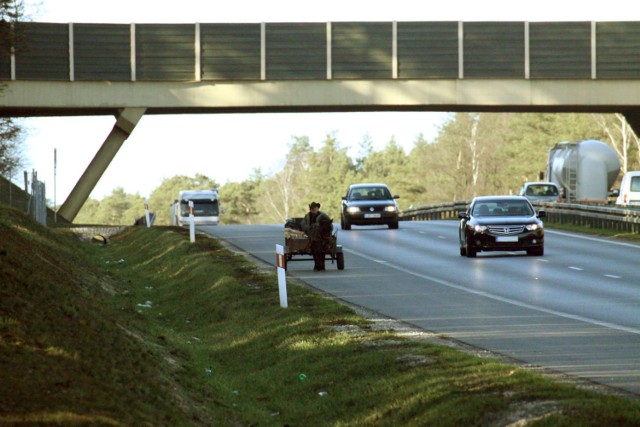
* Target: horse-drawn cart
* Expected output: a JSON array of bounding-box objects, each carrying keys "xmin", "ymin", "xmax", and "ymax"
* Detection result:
[{"xmin": 283, "ymin": 218, "xmax": 345, "ymax": 270}]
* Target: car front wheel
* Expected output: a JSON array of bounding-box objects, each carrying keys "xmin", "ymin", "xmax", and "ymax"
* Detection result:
[
  {"xmin": 527, "ymin": 246, "xmax": 544, "ymax": 256},
  {"xmin": 465, "ymin": 240, "xmax": 477, "ymax": 258}
]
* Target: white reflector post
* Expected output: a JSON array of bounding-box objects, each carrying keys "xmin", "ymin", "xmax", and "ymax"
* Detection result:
[
  {"xmin": 276, "ymin": 244, "xmax": 287, "ymax": 308},
  {"xmin": 189, "ymin": 200, "xmax": 195, "ymax": 243},
  {"xmin": 144, "ymin": 198, "xmax": 151, "ymax": 228}
]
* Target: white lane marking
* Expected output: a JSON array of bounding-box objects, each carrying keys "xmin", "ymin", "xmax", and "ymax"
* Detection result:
[
  {"xmin": 568, "ymin": 266, "xmax": 584, "ymax": 271},
  {"xmin": 537, "ymin": 258, "xmax": 549, "ymax": 262},
  {"xmin": 604, "ymin": 274, "xmax": 622, "ymax": 279},
  {"xmin": 546, "ymin": 229, "xmax": 640, "ymax": 249},
  {"xmin": 437, "ymin": 235, "xmax": 446, "ymax": 239},
  {"xmin": 342, "ymin": 247, "xmax": 640, "ymax": 336}
]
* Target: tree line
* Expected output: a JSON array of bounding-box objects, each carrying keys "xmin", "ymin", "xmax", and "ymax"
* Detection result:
[
  {"xmin": 0, "ymin": 4, "xmax": 639, "ymax": 226},
  {"xmin": 67, "ymin": 112, "xmax": 639, "ymax": 226},
  {"xmin": 0, "ymin": 1, "xmax": 26, "ymax": 180}
]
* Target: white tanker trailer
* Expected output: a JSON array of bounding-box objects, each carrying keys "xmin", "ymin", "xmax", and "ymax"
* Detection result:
[{"xmin": 546, "ymin": 140, "xmax": 620, "ymax": 203}]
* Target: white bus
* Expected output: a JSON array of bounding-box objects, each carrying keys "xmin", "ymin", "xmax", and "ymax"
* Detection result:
[{"xmin": 170, "ymin": 189, "xmax": 220, "ymax": 226}]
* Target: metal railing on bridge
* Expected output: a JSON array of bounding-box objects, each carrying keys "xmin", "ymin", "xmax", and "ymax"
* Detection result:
[
  {"xmin": 400, "ymin": 201, "xmax": 640, "ymax": 234},
  {"xmin": 4, "ymin": 21, "xmax": 640, "ymax": 83}
]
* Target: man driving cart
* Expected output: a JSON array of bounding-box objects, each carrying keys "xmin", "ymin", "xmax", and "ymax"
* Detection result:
[{"xmin": 301, "ymin": 202, "xmax": 333, "ymax": 271}]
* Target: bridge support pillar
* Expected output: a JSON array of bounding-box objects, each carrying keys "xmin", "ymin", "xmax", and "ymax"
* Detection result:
[
  {"xmin": 622, "ymin": 111, "xmax": 640, "ymax": 140},
  {"xmin": 58, "ymin": 107, "xmax": 147, "ymax": 222}
]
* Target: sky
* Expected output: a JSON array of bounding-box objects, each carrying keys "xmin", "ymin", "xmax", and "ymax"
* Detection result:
[{"xmin": 18, "ymin": 0, "xmax": 640, "ymax": 203}]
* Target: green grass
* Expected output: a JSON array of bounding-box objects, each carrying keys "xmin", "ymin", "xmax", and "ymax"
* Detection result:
[
  {"xmin": 2, "ymin": 205, "xmax": 640, "ymax": 425},
  {"xmin": 546, "ymin": 220, "xmax": 640, "ymax": 242}
]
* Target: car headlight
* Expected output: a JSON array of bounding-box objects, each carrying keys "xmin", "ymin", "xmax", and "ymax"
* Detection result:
[
  {"xmin": 346, "ymin": 206, "xmax": 360, "ymax": 214},
  {"xmin": 467, "ymin": 224, "xmax": 487, "ymax": 232},
  {"xmin": 525, "ymin": 223, "xmax": 542, "ymax": 231},
  {"xmin": 385, "ymin": 205, "xmax": 397, "ymax": 212}
]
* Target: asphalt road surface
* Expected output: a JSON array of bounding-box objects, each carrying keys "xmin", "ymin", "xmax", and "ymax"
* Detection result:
[{"xmin": 201, "ymin": 220, "xmax": 640, "ymax": 395}]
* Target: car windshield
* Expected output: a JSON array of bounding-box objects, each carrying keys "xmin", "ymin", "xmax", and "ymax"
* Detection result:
[
  {"xmin": 472, "ymin": 200, "xmax": 534, "ymax": 217},
  {"xmin": 525, "ymin": 184, "xmax": 558, "ymax": 197},
  {"xmin": 349, "ymin": 187, "xmax": 391, "ymax": 200}
]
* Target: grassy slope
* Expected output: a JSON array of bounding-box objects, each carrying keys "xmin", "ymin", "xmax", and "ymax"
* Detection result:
[
  {"xmin": 1, "ymin": 205, "xmax": 640, "ymax": 426},
  {"xmin": 0, "ymin": 206, "xmax": 206, "ymax": 425}
]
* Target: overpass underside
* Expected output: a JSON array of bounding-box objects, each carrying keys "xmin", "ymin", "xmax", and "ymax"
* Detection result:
[
  {"xmin": 3, "ymin": 79, "xmax": 639, "ymax": 222},
  {"xmin": 5, "ymin": 79, "xmax": 640, "ymax": 117},
  {"xmin": 3, "ymin": 20, "xmax": 640, "ymax": 221}
]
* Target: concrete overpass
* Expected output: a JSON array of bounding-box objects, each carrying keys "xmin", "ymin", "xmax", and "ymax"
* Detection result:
[{"xmin": 2, "ymin": 21, "xmax": 640, "ymax": 221}]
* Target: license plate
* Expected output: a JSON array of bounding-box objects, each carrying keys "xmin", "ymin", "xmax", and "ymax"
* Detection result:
[
  {"xmin": 496, "ymin": 236, "xmax": 518, "ymax": 243},
  {"xmin": 364, "ymin": 213, "xmax": 381, "ymax": 218}
]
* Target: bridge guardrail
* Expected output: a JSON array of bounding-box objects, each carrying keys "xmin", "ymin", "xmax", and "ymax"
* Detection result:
[
  {"xmin": 400, "ymin": 201, "xmax": 640, "ymax": 234},
  {"xmin": 8, "ymin": 21, "xmax": 640, "ymax": 83}
]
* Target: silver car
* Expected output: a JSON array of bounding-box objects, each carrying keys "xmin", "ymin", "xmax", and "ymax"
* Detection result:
[{"xmin": 519, "ymin": 182, "xmax": 562, "ymax": 203}]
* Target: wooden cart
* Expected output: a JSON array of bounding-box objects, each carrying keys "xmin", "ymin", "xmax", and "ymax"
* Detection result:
[{"xmin": 283, "ymin": 218, "xmax": 345, "ymax": 270}]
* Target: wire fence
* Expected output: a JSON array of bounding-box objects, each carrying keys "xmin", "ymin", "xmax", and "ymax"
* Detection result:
[{"xmin": 0, "ymin": 171, "xmax": 54, "ymax": 226}]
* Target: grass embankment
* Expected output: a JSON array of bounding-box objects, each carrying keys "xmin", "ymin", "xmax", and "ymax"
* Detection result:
[{"xmin": 2, "ymin": 205, "xmax": 640, "ymax": 426}]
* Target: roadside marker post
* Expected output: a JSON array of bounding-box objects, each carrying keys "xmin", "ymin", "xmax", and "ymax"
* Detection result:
[
  {"xmin": 144, "ymin": 199, "xmax": 151, "ymax": 228},
  {"xmin": 276, "ymin": 244, "xmax": 288, "ymax": 308},
  {"xmin": 189, "ymin": 200, "xmax": 195, "ymax": 243}
]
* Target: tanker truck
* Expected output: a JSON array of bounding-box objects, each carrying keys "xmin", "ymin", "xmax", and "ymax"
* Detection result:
[{"xmin": 546, "ymin": 139, "xmax": 620, "ymax": 203}]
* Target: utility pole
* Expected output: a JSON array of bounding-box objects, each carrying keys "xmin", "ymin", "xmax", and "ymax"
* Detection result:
[{"xmin": 54, "ymin": 148, "xmax": 57, "ymax": 223}]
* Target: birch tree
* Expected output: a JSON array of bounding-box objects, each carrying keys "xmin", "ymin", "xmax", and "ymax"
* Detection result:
[
  {"xmin": 592, "ymin": 113, "xmax": 640, "ymax": 174},
  {"xmin": 260, "ymin": 136, "xmax": 314, "ymax": 222}
]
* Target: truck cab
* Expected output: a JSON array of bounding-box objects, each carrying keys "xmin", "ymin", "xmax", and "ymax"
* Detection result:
[
  {"xmin": 170, "ymin": 189, "xmax": 220, "ymax": 226},
  {"xmin": 615, "ymin": 171, "xmax": 640, "ymax": 207}
]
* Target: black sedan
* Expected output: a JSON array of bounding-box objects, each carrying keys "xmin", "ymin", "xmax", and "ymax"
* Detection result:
[
  {"xmin": 458, "ymin": 196, "xmax": 545, "ymax": 258},
  {"xmin": 341, "ymin": 183, "xmax": 400, "ymax": 230}
]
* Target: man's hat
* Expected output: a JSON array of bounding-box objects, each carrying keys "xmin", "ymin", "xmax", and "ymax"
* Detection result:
[{"xmin": 309, "ymin": 202, "xmax": 321, "ymax": 209}]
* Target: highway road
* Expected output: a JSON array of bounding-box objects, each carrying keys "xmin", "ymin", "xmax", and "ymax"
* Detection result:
[{"xmin": 201, "ymin": 220, "xmax": 640, "ymax": 395}]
